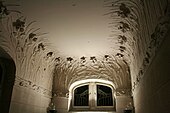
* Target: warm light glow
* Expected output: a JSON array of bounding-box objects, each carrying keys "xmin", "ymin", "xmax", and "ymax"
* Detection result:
[
  {"xmin": 68, "ymin": 79, "xmax": 115, "ymax": 110},
  {"xmin": 69, "ymin": 79, "xmax": 115, "ymax": 92}
]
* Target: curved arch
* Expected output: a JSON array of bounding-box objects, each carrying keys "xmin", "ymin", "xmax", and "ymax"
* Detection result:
[
  {"xmin": 69, "ymin": 79, "xmax": 116, "ymax": 92},
  {"xmin": 0, "ymin": 47, "xmax": 13, "ymax": 59},
  {"xmin": 0, "ymin": 46, "xmax": 16, "ymax": 113},
  {"xmin": 68, "ymin": 78, "xmax": 116, "ymax": 111}
]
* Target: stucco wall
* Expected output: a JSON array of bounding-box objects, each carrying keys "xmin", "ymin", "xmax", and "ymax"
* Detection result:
[
  {"xmin": 9, "ymin": 85, "xmax": 51, "ymax": 113},
  {"xmin": 0, "ymin": 4, "xmax": 55, "ymax": 112},
  {"xmin": 133, "ymin": 29, "xmax": 170, "ymax": 113},
  {"xmin": 1, "ymin": 0, "xmax": 170, "ymax": 113}
]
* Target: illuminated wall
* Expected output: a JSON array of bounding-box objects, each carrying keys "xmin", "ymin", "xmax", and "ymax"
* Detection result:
[
  {"xmin": 133, "ymin": 26, "xmax": 170, "ymax": 113},
  {"xmin": 0, "ymin": 0, "xmax": 170, "ymax": 113},
  {"xmin": 0, "ymin": 2, "xmax": 55, "ymax": 113},
  {"xmin": 132, "ymin": 0, "xmax": 170, "ymax": 113}
]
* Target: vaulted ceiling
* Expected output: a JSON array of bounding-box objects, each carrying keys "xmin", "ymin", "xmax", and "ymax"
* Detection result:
[{"xmin": 1, "ymin": 0, "xmax": 170, "ymax": 97}]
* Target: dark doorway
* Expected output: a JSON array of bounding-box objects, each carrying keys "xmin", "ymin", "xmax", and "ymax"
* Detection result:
[
  {"xmin": 0, "ymin": 64, "xmax": 2, "ymax": 84},
  {"xmin": 0, "ymin": 47, "xmax": 16, "ymax": 113}
]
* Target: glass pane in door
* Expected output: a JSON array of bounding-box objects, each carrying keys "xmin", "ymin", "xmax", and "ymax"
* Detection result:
[
  {"xmin": 74, "ymin": 85, "xmax": 89, "ymax": 106},
  {"xmin": 97, "ymin": 85, "xmax": 113, "ymax": 106}
]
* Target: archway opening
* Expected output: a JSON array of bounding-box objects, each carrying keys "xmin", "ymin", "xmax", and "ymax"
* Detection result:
[{"xmin": 68, "ymin": 79, "xmax": 116, "ymax": 112}]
